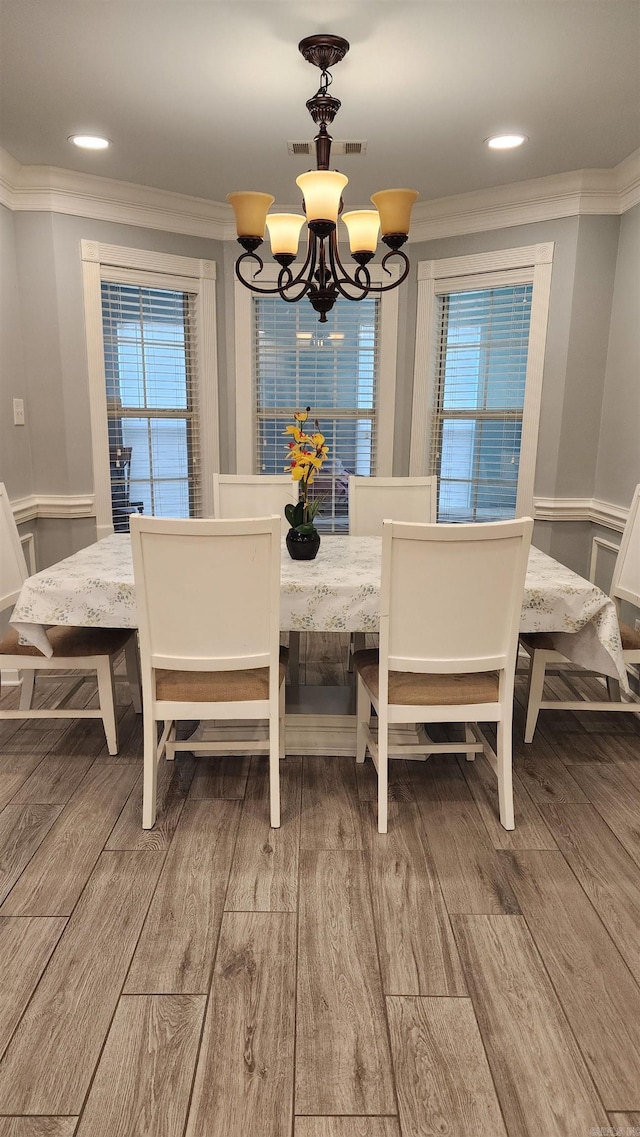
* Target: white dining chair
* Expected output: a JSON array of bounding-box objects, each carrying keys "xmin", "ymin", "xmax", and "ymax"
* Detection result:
[
  {"xmin": 520, "ymin": 483, "xmax": 640, "ymax": 741},
  {"xmin": 213, "ymin": 473, "xmax": 297, "ymax": 532},
  {"xmin": 0, "ymin": 482, "xmax": 140, "ymax": 753},
  {"xmin": 213, "ymin": 472, "xmax": 301, "ymax": 682},
  {"xmin": 347, "ymin": 475, "xmax": 438, "ymax": 663},
  {"xmin": 348, "ymin": 475, "xmax": 438, "ymax": 535},
  {"xmin": 130, "ymin": 514, "xmax": 286, "ymax": 829},
  {"xmin": 354, "ymin": 517, "xmax": 533, "ymax": 833}
]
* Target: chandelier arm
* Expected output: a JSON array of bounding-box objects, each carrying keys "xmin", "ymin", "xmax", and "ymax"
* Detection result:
[
  {"xmin": 234, "ymin": 253, "xmax": 293, "ymax": 296},
  {"xmin": 233, "ymin": 245, "xmax": 317, "ymax": 299},
  {"xmin": 328, "ymin": 235, "xmax": 373, "ymax": 301},
  {"xmin": 281, "ymin": 228, "xmax": 317, "ymax": 291},
  {"xmin": 344, "ymin": 248, "xmax": 411, "ymax": 294}
]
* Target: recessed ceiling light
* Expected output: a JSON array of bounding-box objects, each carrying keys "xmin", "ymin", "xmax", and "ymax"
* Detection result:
[
  {"xmin": 68, "ymin": 134, "xmax": 111, "ymax": 150},
  {"xmin": 485, "ymin": 134, "xmax": 528, "ymax": 150}
]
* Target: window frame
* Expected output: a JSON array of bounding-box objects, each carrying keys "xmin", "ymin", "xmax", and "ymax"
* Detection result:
[
  {"xmin": 81, "ymin": 240, "xmax": 219, "ymax": 538},
  {"xmin": 233, "ymin": 261, "xmax": 400, "ymax": 477},
  {"xmin": 409, "ymin": 243, "xmax": 554, "ymax": 517}
]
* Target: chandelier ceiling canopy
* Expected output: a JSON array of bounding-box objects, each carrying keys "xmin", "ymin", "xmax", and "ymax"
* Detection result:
[{"xmin": 228, "ymin": 34, "xmax": 419, "ymax": 323}]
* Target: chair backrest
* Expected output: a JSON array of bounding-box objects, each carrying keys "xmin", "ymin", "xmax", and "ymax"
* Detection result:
[
  {"xmin": 349, "ymin": 476, "xmax": 437, "ymax": 535},
  {"xmin": 130, "ymin": 514, "xmax": 281, "ymax": 673},
  {"xmin": 0, "ymin": 482, "xmax": 29, "ymax": 614},
  {"xmin": 379, "ymin": 517, "xmax": 533, "ymax": 678},
  {"xmin": 611, "ymin": 484, "xmax": 640, "ymax": 610},
  {"xmin": 213, "ymin": 474, "xmax": 297, "ymax": 533}
]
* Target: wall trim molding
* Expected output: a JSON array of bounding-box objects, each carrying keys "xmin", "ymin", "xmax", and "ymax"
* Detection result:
[
  {"xmin": 8, "ymin": 491, "xmax": 628, "ymax": 533},
  {"xmin": 1, "ymin": 146, "xmax": 638, "ymax": 244},
  {"xmin": 11, "ymin": 494, "xmax": 96, "ymax": 525},
  {"xmin": 533, "ymin": 496, "xmax": 629, "ymax": 532}
]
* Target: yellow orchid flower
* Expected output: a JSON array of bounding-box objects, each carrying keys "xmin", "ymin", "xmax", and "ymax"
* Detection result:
[
  {"xmin": 291, "ymin": 465, "xmax": 305, "ymax": 481},
  {"xmin": 294, "ymin": 407, "xmax": 310, "ymax": 423},
  {"xmin": 311, "ymin": 432, "xmax": 325, "ymax": 446}
]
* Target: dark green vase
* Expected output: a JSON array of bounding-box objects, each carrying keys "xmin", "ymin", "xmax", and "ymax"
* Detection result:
[{"xmin": 286, "ymin": 527, "xmax": 321, "ymax": 561}]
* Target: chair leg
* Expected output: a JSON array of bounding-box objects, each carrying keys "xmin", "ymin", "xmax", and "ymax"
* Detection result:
[
  {"xmin": 279, "ymin": 681, "xmax": 286, "ymax": 760},
  {"xmin": 496, "ymin": 716, "xmax": 515, "ymax": 831},
  {"xmin": 378, "ymin": 715, "xmax": 389, "ymax": 834},
  {"xmin": 348, "ymin": 632, "xmax": 366, "ymax": 672},
  {"xmin": 288, "ymin": 631, "xmax": 300, "ymax": 685},
  {"xmin": 96, "ymin": 657, "xmax": 119, "ymax": 755},
  {"xmin": 269, "ymin": 710, "xmax": 281, "ymax": 829},
  {"xmin": 142, "ymin": 712, "xmax": 159, "ymax": 829},
  {"xmin": 356, "ymin": 675, "xmax": 370, "ymax": 763},
  {"xmin": 464, "ymin": 724, "xmax": 476, "ymax": 759},
  {"xmin": 124, "ymin": 635, "xmax": 142, "ymax": 713},
  {"xmin": 606, "ymin": 676, "xmax": 621, "ymax": 702},
  {"xmin": 19, "ymin": 670, "xmax": 36, "ymax": 710},
  {"xmin": 524, "ymin": 650, "xmax": 546, "ymax": 743}
]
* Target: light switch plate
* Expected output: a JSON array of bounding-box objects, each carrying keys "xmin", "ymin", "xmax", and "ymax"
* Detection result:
[{"xmin": 13, "ymin": 398, "xmax": 25, "ymax": 426}]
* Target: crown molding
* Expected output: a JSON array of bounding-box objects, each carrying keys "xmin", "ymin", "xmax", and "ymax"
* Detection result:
[
  {"xmin": 408, "ymin": 153, "xmax": 640, "ymax": 243},
  {"xmin": 1, "ymin": 146, "xmax": 638, "ymax": 244},
  {"xmin": 0, "ymin": 149, "xmax": 232, "ymax": 241}
]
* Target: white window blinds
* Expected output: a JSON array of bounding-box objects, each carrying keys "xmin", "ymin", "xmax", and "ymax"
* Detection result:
[
  {"xmin": 101, "ymin": 282, "xmax": 201, "ymax": 529},
  {"xmin": 254, "ymin": 296, "xmax": 380, "ymax": 532},
  {"xmin": 430, "ymin": 283, "xmax": 533, "ymax": 521}
]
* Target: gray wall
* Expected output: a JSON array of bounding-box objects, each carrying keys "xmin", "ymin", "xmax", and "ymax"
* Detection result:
[
  {"xmin": 0, "ymin": 203, "xmax": 32, "ymax": 498},
  {"xmin": 0, "ymin": 199, "xmax": 635, "ymax": 577},
  {"xmin": 595, "ymin": 203, "xmax": 640, "ymax": 509},
  {"xmin": 0, "ymin": 209, "xmax": 226, "ymax": 567}
]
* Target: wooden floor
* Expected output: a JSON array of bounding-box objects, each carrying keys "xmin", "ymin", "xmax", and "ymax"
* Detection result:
[{"xmin": 1, "ymin": 634, "xmax": 640, "ymax": 1136}]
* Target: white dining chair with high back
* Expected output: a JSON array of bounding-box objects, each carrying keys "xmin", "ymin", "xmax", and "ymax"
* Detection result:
[
  {"xmin": 213, "ymin": 472, "xmax": 301, "ymax": 681},
  {"xmin": 520, "ymin": 483, "xmax": 640, "ymax": 741},
  {"xmin": 213, "ymin": 473, "xmax": 297, "ymax": 531},
  {"xmin": 130, "ymin": 513, "xmax": 286, "ymax": 829},
  {"xmin": 354, "ymin": 517, "xmax": 533, "ymax": 833},
  {"xmin": 0, "ymin": 482, "xmax": 140, "ymax": 753},
  {"xmin": 348, "ymin": 475, "xmax": 438, "ymax": 535},
  {"xmin": 347, "ymin": 475, "xmax": 438, "ymax": 664}
]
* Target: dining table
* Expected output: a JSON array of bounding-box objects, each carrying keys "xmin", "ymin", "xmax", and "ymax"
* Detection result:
[
  {"xmin": 11, "ymin": 531, "xmax": 629, "ymax": 756},
  {"xmin": 10, "ymin": 531, "xmax": 627, "ymax": 679}
]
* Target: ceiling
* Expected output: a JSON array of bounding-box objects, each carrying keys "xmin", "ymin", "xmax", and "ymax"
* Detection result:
[{"xmin": 1, "ymin": 0, "xmax": 639, "ymax": 212}]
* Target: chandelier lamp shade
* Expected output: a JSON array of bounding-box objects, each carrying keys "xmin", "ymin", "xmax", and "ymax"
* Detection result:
[{"xmin": 227, "ymin": 34, "xmax": 419, "ymax": 322}]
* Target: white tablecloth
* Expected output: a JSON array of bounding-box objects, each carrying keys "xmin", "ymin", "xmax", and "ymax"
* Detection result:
[{"xmin": 10, "ymin": 533, "xmax": 628, "ymax": 687}]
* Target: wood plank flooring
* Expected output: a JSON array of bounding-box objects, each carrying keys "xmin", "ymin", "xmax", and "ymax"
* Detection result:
[{"xmin": 1, "ymin": 642, "xmax": 640, "ymax": 1135}]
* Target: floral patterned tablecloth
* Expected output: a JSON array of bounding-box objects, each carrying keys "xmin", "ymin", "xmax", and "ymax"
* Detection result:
[{"xmin": 10, "ymin": 533, "xmax": 628, "ymax": 687}]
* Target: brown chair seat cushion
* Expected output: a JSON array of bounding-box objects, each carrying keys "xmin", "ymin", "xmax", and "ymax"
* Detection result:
[
  {"xmin": 0, "ymin": 624, "xmax": 133, "ymax": 659},
  {"xmin": 620, "ymin": 621, "xmax": 640, "ymax": 651},
  {"xmin": 155, "ymin": 647, "xmax": 289, "ymax": 703},
  {"xmin": 353, "ymin": 648, "xmax": 499, "ymax": 706}
]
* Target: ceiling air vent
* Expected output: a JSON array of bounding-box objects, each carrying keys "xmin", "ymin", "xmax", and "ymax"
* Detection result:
[{"xmin": 287, "ymin": 140, "xmax": 367, "ymax": 157}]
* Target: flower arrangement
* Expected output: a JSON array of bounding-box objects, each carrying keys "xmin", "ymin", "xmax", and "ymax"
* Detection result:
[{"xmin": 283, "ymin": 407, "xmax": 329, "ymax": 536}]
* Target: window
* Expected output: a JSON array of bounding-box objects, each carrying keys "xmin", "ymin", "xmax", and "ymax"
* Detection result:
[
  {"xmin": 235, "ymin": 264, "xmax": 399, "ymax": 531},
  {"xmin": 254, "ymin": 297, "xmax": 379, "ymax": 531},
  {"xmin": 102, "ymin": 283, "xmax": 199, "ymax": 528},
  {"xmin": 434, "ymin": 283, "xmax": 532, "ymax": 520},
  {"xmin": 410, "ymin": 244, "xmax": 554, "ymax": 520},
  {"xmin": 82, "ymin": 243, "xmax": 219, "ymax": 539}
]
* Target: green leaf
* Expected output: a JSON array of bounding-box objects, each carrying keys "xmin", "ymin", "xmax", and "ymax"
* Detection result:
[
  {"xmin": 292, "ymin": 501, "xmax": 305, "ymax": 527},
  {"xmin": 284, "ymin": 502, "xmax": 296, "ymax": 526},
  {"xmin": 296, "ymin": 523, "xmax": 317, "ymax": 535}
]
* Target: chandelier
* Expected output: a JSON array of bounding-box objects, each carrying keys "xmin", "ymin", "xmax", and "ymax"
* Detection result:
[{"xmin": 227, "ymin": 34, "xmax": 418, "ymax": 323}]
